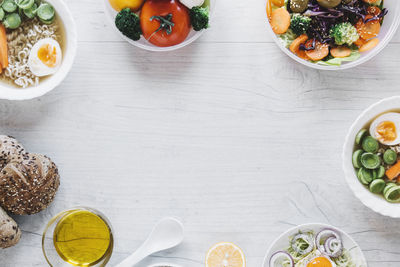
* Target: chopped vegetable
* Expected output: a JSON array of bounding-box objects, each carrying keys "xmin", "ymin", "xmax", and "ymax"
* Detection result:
[
  {"xmin": 352, "ymin": 149, "xmax": 363, "ymax": 169},
  {"xmin": 15, "ymin": 0, "xmax": 34, "ymax": 10},
  {"xmin": 0, "ymin": 24, "xmax": 8, "ymax": 70},
  {"xmin": 330, "ymin": 46, "xmax": 351, "ymax": 58},
  {"xmin": 369, "ymin": 179, "xmax": 386, "ymax": 194},
  {"xmin": 362, "ymin": 136, "xmax": 379, "ymax": 153},
  {"xmin": 358, "ymin": 167, "xmax": 373, "ymax": 185},
  {"xmin": 115, "ymin": 8, "xmax": 142, "ymax": 41},
  {"xmin": 384, "ymin": 149, "xmax": 397, "ymax": 165},
  {"xmin": 330, "ymin": 22, "xmax": 359, "ymax": 46},
  {"xmin": 3, "ymin": 13, "xmax": 21, "ymax": 29},
  {"xmin": 304, "ymin": 39, "xmax": 329, "ymax": 61},
  {"xmin": 270, "ymin": 8, "xmax": 290, "ymax": 34},
  {"xmin": 290, "ymin": 14, "xmax": 311, "ymax": 36},
  {"xmin": 356, "ymin": 16, "xmax": 380, "ymax": 40},
  {"xmin": 359, "ymin": 38, "xmax": 379, "ymax": 52},
  {"xmin": 2, "ymin": 0, "xmax": 17, "ymax": 13},
  {"xmin": 386, "ymin": 161, "xmax": 400, "ymax": 181},
  {"xmin": 289, "ymin": 34, "xmax": 308, "ymax": 59},
  {"xmin": 190, "ymin": 6, "xmax": 209, "ymax": 31},
  {"xmin": 360, "ymin": 152, "xmax": 380, "ymax": 169},
  {"xmin": 37, "ymin": 3, "xmax": 55, "ymax": 24}
]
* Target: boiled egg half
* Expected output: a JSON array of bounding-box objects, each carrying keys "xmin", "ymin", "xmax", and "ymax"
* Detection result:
[
  {"xmin": 369, "ymin": 112, "xmax": 400, "ymax": 146},
  {"xmin": 295, "ymin": 250, "xmax": 336, "ymax": 267},
  {"xmin": 28, "ymin": 38, "xmax": 62, "ymax": 77}
]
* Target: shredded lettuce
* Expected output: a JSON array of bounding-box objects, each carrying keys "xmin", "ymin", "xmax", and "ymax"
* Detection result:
[
  {"xmin": 278, "ymin": 29, "xmax": 297, "ymax": 48},
  {"xmin": 315, "ymin": 51, "xmax": 360, "ymax": 66}
]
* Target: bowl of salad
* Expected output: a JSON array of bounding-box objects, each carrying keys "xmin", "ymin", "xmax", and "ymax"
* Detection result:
[
  {"xmin": 343, "ymin": 96, "xmax": 400, "ymax": 218},
  {"xmin": 104, "ymin": 0, "xmax": 214, "ymax": 51},
  {"xmin": 263, "ymin": 223, "xmax": 367, "ymax": 267},
  {"xmin": 265, "ymin": 0, "xmax": 400, "ymax": 70}
]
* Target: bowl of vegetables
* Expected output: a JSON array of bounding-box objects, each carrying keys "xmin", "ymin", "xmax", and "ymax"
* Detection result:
[
  {"xmin": 343, "ymin": 96, "xmax": 400, "ymax": 218},
  {"xmin": 104, "ymin": 0, "xmax": 214, "ymax": 51},
  {"xmin": 265, "ymin": 0, "xmax": 400, "ymax": 70},
  {"xmin": 263, "ymin": 223, "xmax": 367, "ymax": 267}
]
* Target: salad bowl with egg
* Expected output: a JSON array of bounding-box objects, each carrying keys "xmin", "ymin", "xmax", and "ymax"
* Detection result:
[
  {"xmin": 264, "ymin": 223, "xmax": 366, "ymax": 267},
  {"xmin": 104, "ymin": 0, "xmax": 214, "ymax": 51},
  {"xmin": 343, "ymin": 96, "xmax": 400, "ymax": 218}
]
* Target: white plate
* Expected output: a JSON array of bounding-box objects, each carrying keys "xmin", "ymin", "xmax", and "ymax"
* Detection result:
[
  {"xmin": 265, "ymin": 0, "xmax": 400, "ymax": 70},
  {"xmin": 0, "ymin": 0, "xmax": 77, "ymax": 100},
  {"xmin": 263, "ymin": 223, "xmax": 367, "ymax": 267},
  {"xmin": 103, "ymin": 0, "xmax": 216, "ymax": 52},
  {"xmin": 343, "ymin": 96, "xmax": 400, "ymax": 218}
]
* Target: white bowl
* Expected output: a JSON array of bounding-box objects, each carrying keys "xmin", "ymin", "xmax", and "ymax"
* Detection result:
[
  {"xmin": 265, "ymin": 0, "xmax": 400, "ymax": 70},
  {"xmin": 0, "ymin": 0, "xmax": 77, "ymax": 100},
  {"xmin": 262, "ymin": 223, "xmax": 367, "ymax": 267},
  {"xmin": 103, "ymin": 0, "xmax": 215, "ymax": 52},
  {"xmin": 343, "ymin": 96, "xmax": 400, "ymax": 218}
]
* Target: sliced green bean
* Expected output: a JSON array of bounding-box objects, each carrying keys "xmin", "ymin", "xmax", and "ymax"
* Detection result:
[
  {"xmin": 3, "ymin": 13, "xmax": 21, "ymax": 29},
  {"xmin": 358, "ymin": 167, "xmax": 373, "ymax": 185},
  {"xmin": 361, "ymin": 153, "xmax": 381, "ymax": 169},
  {"xmin": 355, "ymin": 129, "xmax": 368, "ymax": 145},
  {"xmin": 384, "ymin": 186, "xmax": 400, "ymax": 203},
  {"xmin": 16, "ymin": 0, "xmax": 34, "ymax": 9},
  {"xmin": 2, "ymin": 0, "xmax": 17, "ymax": 13},
  {"xmin": 369, "ymin": 179, "xmax": 386, "ymax": 194},
  {"xmin": 383, "ymin": 149, "xmax": 397, "ymax": 165},
  {"xmin": 352, "ymin": 149, "xmax": 363, "ymax": 169},
  {"xmin": 362, "ymin": 136, "xmax": 379, "ymax": 153},
  {"xmin": 37, "ymin": 2, "xmax": 54, "ymax": 21}
]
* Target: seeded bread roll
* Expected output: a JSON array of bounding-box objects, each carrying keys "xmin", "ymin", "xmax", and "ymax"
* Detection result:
[
  {"xmin": 0, "ymin": 153, "xmax": 60, "ymax": 215},
  {"xmin": 0, "ymin": 207, "xmax": 21, "ymax": 248},
  {"xmin": 0, "ymin": 135, "xmax": 27, "ymax": 169}
]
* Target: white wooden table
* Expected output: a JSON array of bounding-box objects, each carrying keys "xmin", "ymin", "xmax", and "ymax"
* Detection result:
[{"xmin": 1, "ymin": 0, "xmax": 400, "ymax": 266}]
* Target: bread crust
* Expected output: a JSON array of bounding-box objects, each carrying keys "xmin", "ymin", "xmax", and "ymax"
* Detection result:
[{"xmin": 0, "ymin": 207, "xmax": 21, "ymax": 248}]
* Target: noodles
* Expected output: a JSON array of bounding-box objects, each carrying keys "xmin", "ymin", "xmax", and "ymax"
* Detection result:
[{"xmin": 1, "ymin": 18, "xmax": 61, "ymax": 88}]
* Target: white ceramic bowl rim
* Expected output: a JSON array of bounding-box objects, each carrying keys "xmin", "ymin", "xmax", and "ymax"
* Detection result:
[
  {"xmin": 262, "ymin": 223, "xmax": 367, "ymax": 267},
  {"xmin": 343, "ymin": 96, "xmax": 400, "ymax": 218},
  {"xmin": 103, "ymin": 0, "xmax": 216, "ymax": 52},
  {"xmin": 0, "ymin": 0, "xmax": 77, "ymax": 100},
  {"xmin": 265, "ymin": 0, "xmax": 400, "ymax": 70}
]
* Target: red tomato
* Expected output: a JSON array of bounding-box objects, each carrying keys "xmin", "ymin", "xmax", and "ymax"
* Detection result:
[{"xmin": 140, "ymin": 0, "xmax": 191, "ymax": 47}]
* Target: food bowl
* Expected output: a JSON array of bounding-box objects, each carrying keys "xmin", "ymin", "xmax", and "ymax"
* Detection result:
[
  {"xmin": 262, "ymin": 223, "xmax": 367, "ymax": 267},
  {"xmin": 103, "ymin": 0, "xmax": 215, "ymax": 52},
  {"xmin": 265, "ymin": 0, "xmax": 400, "ymax": 70},
  {"xmin": 0, "ymin": 0, "xmax": 77, "ymax": 101},
  {"xmin": 343, "ymin": 96, "xmax": 400, "ymax": 218}
]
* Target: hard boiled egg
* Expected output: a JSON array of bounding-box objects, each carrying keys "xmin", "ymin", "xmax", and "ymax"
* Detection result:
[
  {"xmin": 295, "ymin": 250, "xmax": 336, "ymax": 267},
  {"xmin": 179, "ymin": 0, "xmax": 205, "ymax": 9},
  {"xmin": 369, "ymin": 113, "xmax": 400, "ymax": 146},
  {"xmin": 28, "ymin": 38, "xmax": 62, "ymax": 77}
]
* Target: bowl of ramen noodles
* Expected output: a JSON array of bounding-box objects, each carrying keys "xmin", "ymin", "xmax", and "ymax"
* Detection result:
[{"xmin": 0, "ymin": 0, "xmax": 77, "ymax": 100}]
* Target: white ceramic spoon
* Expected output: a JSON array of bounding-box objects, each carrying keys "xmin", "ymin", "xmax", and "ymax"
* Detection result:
[{"xmin": 115, "ymin": 217, "xmax": 184, "ymax": 267}]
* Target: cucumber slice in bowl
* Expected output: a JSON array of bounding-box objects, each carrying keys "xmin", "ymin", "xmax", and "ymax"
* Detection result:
[
  {"xmin": 355, "ymin": 129, "xmax": 367, "ymax": 145},
  {"xmin": 362, "ymin": 136, "xmax": 379, "ymax": 153},
  {"xmin": 384, "ymin": 186, "xmax": 400, "ymax": 203},
  {"xmin": 352, "ymin": 149, "xmax": 363, "ymax": 168},
  {"xmin": 358, "ymin": 168, "xmax": 373, "ymax": 185},
  {"xmin": 361, "ymin": 153, "xmax": 381, "ymax": 169},
  {"xmin": 383, "ymin": 149, "xmax": 397, "ymax": 165},
  {"xmin": 37, "ymin": 3, "xmax": 54, "ymax": 21},
  {"xmin": 369, "ymin": 179, "xmax": 386, "ymax": 194}
]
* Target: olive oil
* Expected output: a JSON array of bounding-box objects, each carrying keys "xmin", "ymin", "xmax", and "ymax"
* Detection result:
[{"xmin": 53, "ymin": 210, "xmax": 112, "ymax": 267}]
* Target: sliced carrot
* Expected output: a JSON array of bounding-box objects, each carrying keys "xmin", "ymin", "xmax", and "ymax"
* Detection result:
[
  {"xmin": 356, "ymin": 15, "xmax": 380, "ymax": 40},
  {"xmin": 386, "ymin": 161, "xmax": 400, "ymax": 180},
  {"xmin": 289, "ymin": 34, "xmax": 309, "ymax": 60},
  {"xmin": 266, "ymin": 0, "xmax": 272, "ymax": 21},
  {"xmin": 363, "ymin": 0, "xmax": 380, "ymax": 3},
  {"xmin": 354, "ymin": 38, "xmax": 367, "ymax": 47},
  {"xmin": 359, "ymin": 38, "xmax": 379, "ymax": 52},
  {"xmin": 330, "ymin": 46, "xmax": 352, "ymax": 58},
  {"xmin": 270, "ymin": 8, "xmax": 290, "ymax": 34},
  {"xmin": 271, "ymin": 0, "xmax": 285, "ymax": 7},
  {"xmin": 0, "ymin": 24, "xmax": 8, "ymax": 69},
  {"xmin": 304, "ymin": 39, "xmax": 329, "ymax": 61},
  {"xmin": 367, "ymin": 6, "xmax": 381, "ymax": 16}
]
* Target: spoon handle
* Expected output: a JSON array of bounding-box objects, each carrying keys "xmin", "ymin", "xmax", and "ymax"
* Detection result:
[{"xmin": 114, "ymin": 245, "xmax": 149, "ymax": 267}]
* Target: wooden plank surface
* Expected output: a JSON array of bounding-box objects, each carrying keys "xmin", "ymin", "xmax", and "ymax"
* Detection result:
[{"xmin": 1, "ymin": 0, "xmax": 400, "ymax": 266}]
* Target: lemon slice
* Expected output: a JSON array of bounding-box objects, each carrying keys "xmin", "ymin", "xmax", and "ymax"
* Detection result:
[{"xmin": 206, "ymin": 242, "xmax": 246, "ymax": 267}]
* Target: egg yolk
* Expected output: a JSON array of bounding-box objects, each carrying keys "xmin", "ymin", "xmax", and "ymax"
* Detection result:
[
  {"xmin": 376, "ymin": 121, "xmax": 397, "ymax": 143},
  {"xmin": 38, "ymin": 44, "xmax": 57, "ymax": 68},
  {"xmin": 307, "ymin": 256, "xmax": 332, "ymax": 267}
]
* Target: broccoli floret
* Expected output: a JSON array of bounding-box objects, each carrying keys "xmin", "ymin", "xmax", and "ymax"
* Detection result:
[
  {"xmin": 330, "ymin": 22, "xmax": 359, "ymax": 46},
  {"xmin": 115, "ymin": 8, "xmax": 141, "ymax": 41},
  {"xmin": 190, "ymin": 6, "xmax": 209, "ymax": 31},
  {"xmin": 290, "ymin": 14, "xmax": 311, "ymax": 35}
]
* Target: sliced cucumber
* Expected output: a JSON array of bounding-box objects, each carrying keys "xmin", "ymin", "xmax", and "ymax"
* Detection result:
[
  {"xmin": 355, "ymin": 129, "xmax": 367, "ymax": 145},
  {"xmin": 37, "ymin": 2, "xmax": 54, "ymax": 21},
  {"xmin": 352, "ymin": 149, "xmax": 363, "ymax": 168},
  {"xmin": 362, "ymin": 136, "xmax": 379, "ymax": 153},
  {"xmin": 369, "ymin": 179, "xmax": 386, "ymax": 194},
  {"xmin": 361, "ymin": 152, "xmax": 381, "ymax": 170}
]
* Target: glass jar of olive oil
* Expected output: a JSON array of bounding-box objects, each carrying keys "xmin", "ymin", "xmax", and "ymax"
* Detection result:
[{"xmin": 42, "ymin": 207, "xmax": 114, "ymax": 267}]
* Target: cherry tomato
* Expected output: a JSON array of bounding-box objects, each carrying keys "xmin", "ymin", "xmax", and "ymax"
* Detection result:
[{"xmin": 140, "ymin": 0, "xmax": 191, "ymax": 47}]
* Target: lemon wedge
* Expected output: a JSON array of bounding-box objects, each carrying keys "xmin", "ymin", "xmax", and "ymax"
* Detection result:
[{"xmin": 206, "ymin": 242, "xmax": 246, "ymax": 267}]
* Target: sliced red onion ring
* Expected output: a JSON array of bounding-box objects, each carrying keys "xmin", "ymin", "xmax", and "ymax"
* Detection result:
[
  {"xmin": 269, "ymin": 251, "xmax": 294, "ymax": 267},
  {"xmin": 315, "ymin": 228, "xmax": 343, "ymax": 258},
  {"xmin": 290, "ymin": 233, "xmax": 314, "ymax": 255}
]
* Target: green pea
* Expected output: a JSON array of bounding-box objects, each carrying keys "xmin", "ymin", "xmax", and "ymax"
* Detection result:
[
  {"xmin": 355, "ymin": 129, "xmax": 368, "ymax": 145},
  {"xmin": 369, "ymin": 179, "xmax": 386, "ymax": 194},
  {"xmin": 2, "ymin": 0, "xmax": 17, "ymax": 13},
  {"xmin": 383, "ymin": 149, "xmax": 397, "ymax": 165},
  {"xmin": 362, "ymin": 136, "xmax": 379, "ymax": 153},
  {"xmin": 383, "ymin": 183, "xmax": 397, "ymax": 196},
  {"xmin": 352, "ymin": 149, "xmax": 363, "ymax": 168},
  {"xmin": 358, "ymin": 167, "xmax": 373, "ymax": 185},
  {"xmin": 361, "ymin": 153, "xmax": 381, "ymax": 169},
  {"xmin": 3, "ymin": 13, "xmax": 21, "ymax": 29},
  {"xmin": 377, "ymin": 165, "xmax": 385, "ymax": 178},
  {"xmin": 37, "ymin": 2, "xmax": 54, "ymax": 21}
]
